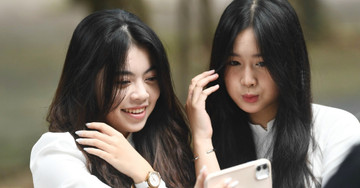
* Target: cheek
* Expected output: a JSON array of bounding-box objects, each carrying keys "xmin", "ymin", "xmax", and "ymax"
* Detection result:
[
  {"xmin": 263, "ymin": 76, "xmax": 279, "ymax": 99},
  {"xmin": 149, "ymin": 84, "xmax": 160, "ymax": 101},
  {"xmin": 110, "ymin": 89, "xmax": 125, "ymax": 109},
  {"xmin": 105, "ymin": 109, "xmax": 120, "ymax": 128},
  {"xmin": 224, "ymin": 69, "xmax": 238, "ymax": 92}
]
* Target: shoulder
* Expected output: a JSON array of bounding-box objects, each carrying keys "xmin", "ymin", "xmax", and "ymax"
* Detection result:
[
  {"xmin": 311, "ymin": 103, "xmax": 360, "ymax": 143},
  {"xmin": 312, "ymin": 103, "xmax": 360, "ymax": 131},
  {"xmin": 30, "ymin": 132, "xmax": 85, "ymax": 173},
  {"xmin": 30, "ymin": 132, "xmax": 82, "ymax": 161},
  {"xmin": 312, "ymin": 103, "xmax": 359, "ymax": 121},
  {"xmin": 30, "ymin": 132, "xmax": 109, "ymax": 188}
]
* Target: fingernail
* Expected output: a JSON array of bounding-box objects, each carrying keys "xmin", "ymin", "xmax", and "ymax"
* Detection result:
[
  {"xmin": 75, "ymin": 138, "xmax": 84, "ymax": 143},
  {"xmin": 200, "ymin": 165, "xmax": 207, "ymax": 174},
  {"xmin": 229, "ymin": 180, "xmax": 239, "ymax": 188},
  {"xmin": 75, "ymin": 130, "xmax": 84, "ymax": 135},
  {"xmin": 224, "ymin": 177, "xmax": 232, "ymax": 185},
  {"xmin": 85, "ymin": 123, "xmax": 91, "ymax": 127}
]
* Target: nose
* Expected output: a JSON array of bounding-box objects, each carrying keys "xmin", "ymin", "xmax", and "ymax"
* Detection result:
[
  {"xmin": 241, "ymin": 67, "xmax": 256, "ymax": 87},
  {"xmin": 130, "ymin": 81, "xmax": 149, "ymax": 102}
]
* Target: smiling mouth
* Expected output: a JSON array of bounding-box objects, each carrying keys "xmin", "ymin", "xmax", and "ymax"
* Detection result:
[{"xmin": 122, "ymin": 108, "xmax": 146, "ymax": 114}]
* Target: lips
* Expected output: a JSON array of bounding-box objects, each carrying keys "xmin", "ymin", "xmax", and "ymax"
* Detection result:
[
  {"xmin": 121, "ymin": 106, "xmax": 147, "ymax": 120},
  {"xmin": 122, "ymin": 108, "xmax": 145, "ymax": 114},
  {"xmin": 242, "ymin": 94, "xmax": 259, "ymax": 103}
]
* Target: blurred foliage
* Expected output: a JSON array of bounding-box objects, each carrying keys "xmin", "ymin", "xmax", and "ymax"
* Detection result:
[
  {"xmin": 292, "ymin": 0, "xmax": 329, "ymax": 41},
  {"xmin": 74, "ymin": 0, "xmax": 149, "ymax": 23}
]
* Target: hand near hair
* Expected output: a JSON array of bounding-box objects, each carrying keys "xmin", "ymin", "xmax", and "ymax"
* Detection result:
[
  {"xmin": 186, "ymin": 70, "xmax": 219, "ymax": 141},
  {"xmin": 186, "ymin": 70, "xmax": 221, "ymax": 175},
  {"xmin": 75, "ymin": 122, "xmax": 153, "ymax": 183}
]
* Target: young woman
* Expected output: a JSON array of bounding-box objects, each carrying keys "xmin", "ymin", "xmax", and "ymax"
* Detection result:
[
  {"xmin": 186, "ymin": 0, "xmax": 360, "ymax": 187},
  {"xmin": 30, "ymin": 9, "xmax": 195, "ymax": 188}
]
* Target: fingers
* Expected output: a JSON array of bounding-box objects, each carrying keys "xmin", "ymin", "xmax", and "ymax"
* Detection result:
[
  {"xmin": 210, "ymin": 178, "xmax": 239, "ymax": 188},
  {"xmin": 75, "ymin": 127, "xmax": 111, "ymax": 142},
  {"xmin": 194, "ymin": 166, "xmax": 239, "ymax": 188},
  {"xmin": 228, "ymin": 180, "xmax": 239, "ymax": 188},
  {"xmin": 188, "ymin": 70, "xmax": 217, "ymax": 98},
  {"xmin": 189, "ymin": 70, "xmax": 216, "ymax": 91},
  {"xmin": 219, "ymin": 178, "xmax": 239, "ymax": 188},
  {"xmin": 75, "ymin": 122, "xmax": 125, "ymax": 153},
  {"xmin": 196, "ymin": 85, "xmax": 220, "ymax": 104},
  {"xmin": 85, "ymin": 122, "xmax": 121, "ymax": 136},
  {"xmin": 75, "ymin": 122, "xmax": 123, "ymax": 142},
  {"xmin": 191, "ymin": 74, "xmax": 219, "ymax": 102},
  {"xmin": 82, "ymin": 147, "xmax": 111, "ymax": 161},
  {"xmin": 194, "ymin": 166, "xmax": 208, "ymax": 188},
  {"xmin": 187, "ymin": 70, "xmax": 219, "ymax": 106},
  {"xmin": 75, "ymin": 135, "xmax": 109, "ymax": 148}
]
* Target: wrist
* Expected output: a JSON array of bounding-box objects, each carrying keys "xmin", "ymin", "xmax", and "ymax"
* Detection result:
[
  {"xmin": 134, "ymin": 171, "xmax": 162, "ymax": 188},
  {"xmin": 193, "ymin": 137, "xmax": 213, "ymax": 148},
  {"xmin": 192, "ymin": 131, "xmax": 212, "ymax": 140},
  {"xmin": 193, "ymin": 139, "xmax": 214, "ymax": 156},
  {"xmin": 132, "ymin": 165, "xmax": 154, "ymax": 183}
]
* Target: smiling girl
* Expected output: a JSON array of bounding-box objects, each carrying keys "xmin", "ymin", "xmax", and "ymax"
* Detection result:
[{"xmin": 30, "ymin": 9, "xmax": 195, "ymax": 188}]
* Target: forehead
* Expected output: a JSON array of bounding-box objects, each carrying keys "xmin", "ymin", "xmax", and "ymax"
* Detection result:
[
  {"xmin": 233, "ymin": 28, "xmax": 260, "ymax": 55},
  {"xmin": 124, "ymin": 45, "xmax": 154, "ymax": 74}
]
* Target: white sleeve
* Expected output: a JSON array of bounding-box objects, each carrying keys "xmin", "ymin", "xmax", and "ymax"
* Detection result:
[
  {"xmin": 312, "ymin": 105, "xmax": 360, "ymax": 186},
  {"xmin": 30, "ymin": 132, "xmax": 111, "ymax": 188},
  {"xmin": 134, "ymin": 179, "xmax": 167, "ymax": 188}
]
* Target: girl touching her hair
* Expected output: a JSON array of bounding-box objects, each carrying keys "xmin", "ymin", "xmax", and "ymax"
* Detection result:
[
  {"xmin": 30, "ymin": 9, "xmax": 195, "ymax": 188},
  {"xmin": 186, "ymin": 0, "xmax": 360, "ymax": 187}
]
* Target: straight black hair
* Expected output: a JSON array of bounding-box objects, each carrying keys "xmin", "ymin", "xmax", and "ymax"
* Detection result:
[{"xmin": 207, "ymin": 0, "xmax": 319, "ymax": 187}]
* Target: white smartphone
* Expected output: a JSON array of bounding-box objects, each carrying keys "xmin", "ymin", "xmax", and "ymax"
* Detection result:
[{"xmin": 204, "ymin": 158, "xmax": 272, "ymax": 188}]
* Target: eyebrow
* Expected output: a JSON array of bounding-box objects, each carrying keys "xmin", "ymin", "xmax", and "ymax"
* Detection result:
[
  {"xmin": 229, "ymin": 52, "xmax": 262, "ymax": 58},
  {"xmin": 117, "ymin": 65, "xmax": 157, "ymax": 76}
]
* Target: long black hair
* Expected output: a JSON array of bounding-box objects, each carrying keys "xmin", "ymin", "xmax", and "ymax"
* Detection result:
[
  {"xmin": 47, "ymin": 9, "xmax": 195, "ymax": 187},
  {"xmin": 206, "ymin": 0, "xmax": 319, "ymax": 187}
]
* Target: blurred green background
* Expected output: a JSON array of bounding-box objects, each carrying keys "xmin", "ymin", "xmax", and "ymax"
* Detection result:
[{"xmin": 0, "ymin": 0, "xmax": 359, "ymax": 187}]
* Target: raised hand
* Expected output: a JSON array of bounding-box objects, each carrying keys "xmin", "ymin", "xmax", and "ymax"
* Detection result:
[
  {"xmin": 186, "ymin": 70, "xmax": 221, "ymax": 175},
  {"xmin": 186, "ymin": 70, "xmax": 219, "ymax": 140},
  {"xmin": 75, "ymin": 122, "xmax": 153, "ymax": 183}
]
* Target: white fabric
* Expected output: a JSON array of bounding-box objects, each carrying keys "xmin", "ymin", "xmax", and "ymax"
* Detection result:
[
  {"xmin": 134, "ymin": 179, "xmax": 167, "ymax": 188},
  {"xmin": 30, "ymin": 132, "xmax": 167, "ymax": 188},
  {"xmin": 250, "ymin": 104, "xmax": 360, "ymax": 187},
  {"xmin": 30, "ymin": 132, "xmax": 110, "ymax": 188}
]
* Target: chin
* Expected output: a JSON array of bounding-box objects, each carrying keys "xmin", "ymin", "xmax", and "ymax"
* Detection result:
[
  {"xmin": 130, "ymin": 123, "xmax": 147, "ymax": 133},
  {"xmin": 239, "ymin": 105, "xmax": 261, "ymax": 114}
]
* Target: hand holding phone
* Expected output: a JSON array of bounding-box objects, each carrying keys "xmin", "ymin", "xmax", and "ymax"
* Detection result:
[{"xmin": 204, "ymin": 158, "xmax": 272, "ymax": 188}]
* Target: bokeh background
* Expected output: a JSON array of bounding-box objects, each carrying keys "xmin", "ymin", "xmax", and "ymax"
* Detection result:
[{"xmin": 0, "ymin": 0, "xmax": 359, "ymax": 187}]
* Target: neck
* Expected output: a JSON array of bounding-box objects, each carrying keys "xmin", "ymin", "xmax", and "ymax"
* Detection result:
[{"xmin": 249, "ymin": 111, "xmax": 276, "ymax": 130}]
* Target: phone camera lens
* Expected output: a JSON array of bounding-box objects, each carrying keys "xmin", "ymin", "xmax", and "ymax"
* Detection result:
[
  {"xmin": 256, "ymin": 166, "xmax": 261, "ymax": 171},
  {"xmin": 262, "ymin": 164, "xmax": 268, "ymax": 169}
]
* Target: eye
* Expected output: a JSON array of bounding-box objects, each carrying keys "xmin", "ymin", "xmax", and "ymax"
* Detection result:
[
  {"xmin": 145, "ymin": 76, "xmax": 157, "ymax": 82},
  {"xmin": 117, "ymin": 80, "xmax": 130, "ymax": 85},
  {"xmin": 228, "ymin": 60, "xmax": 240, "ymax": 66},
  {"xmin": 256, "ymin": 61, "xmax": 266, "ymax": 67},
  {"xmin": 116, "ymin": 77, "xmax": 131, "ymax": 86}
]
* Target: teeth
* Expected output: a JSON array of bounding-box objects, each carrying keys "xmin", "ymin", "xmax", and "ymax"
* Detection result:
[{"xmin": 123, "ymin": 108, "xmax": 145, "ymax": 114}]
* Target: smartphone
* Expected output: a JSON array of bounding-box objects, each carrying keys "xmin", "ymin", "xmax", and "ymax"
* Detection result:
[{"xmin": 204, "ymin": 158, "xmax": 272, "ymax": 188}]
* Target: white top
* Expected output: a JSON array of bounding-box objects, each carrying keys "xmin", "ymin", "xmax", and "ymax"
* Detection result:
[
  {"xmin": 30, "ymin": 132, "xmax": 167, "ymax": 188},
  {"xmin": 250, "ymin": 104, "xmax": 360, "ymax": 187}
]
